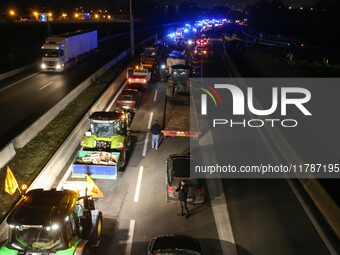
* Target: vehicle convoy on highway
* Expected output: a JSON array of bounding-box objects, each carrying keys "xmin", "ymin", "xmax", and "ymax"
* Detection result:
[
  {"xmin": 0, "ymin": 189, "xmax": 102, "ymax": 255},
  {"xmin": 41, "ymin": 30, "xmax": 98, "ymax": 72},
  {"xmin": 166, "ymin": 154, "xmax": 205, "ymax": 204},
  {"xmin": 148, "ymin": 235, "xmax": 202, "ymax": 255},
  {"xmin": 73, "ymin": 111, "xmax": 131, "ymax": 179},
  {"xmin": 163, "ymin": 64, "xmax": 200, "ymax": 138}
]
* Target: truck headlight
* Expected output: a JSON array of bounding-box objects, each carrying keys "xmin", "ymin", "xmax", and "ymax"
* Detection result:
[
  {"xmin": 56, "ymin": 64, "xmax": 61, "ymax": 70},
  {"xmin": 41, "ymin": 63, "xmax": 46, "ymax": 69}
]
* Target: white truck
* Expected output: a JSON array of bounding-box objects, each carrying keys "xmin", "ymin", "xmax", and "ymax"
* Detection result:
[{"xmin": 41, "ymin": 30, "xmax": 98, "ymax": 72}]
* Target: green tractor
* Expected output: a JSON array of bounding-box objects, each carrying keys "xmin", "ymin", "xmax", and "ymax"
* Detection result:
[
  {"xmin": 0, "ymin": 189, "xmax": 103, "ymax": 255},
  {"xmin": 80, "ymin": 111, "xmax": 131, "ymax": 169}
]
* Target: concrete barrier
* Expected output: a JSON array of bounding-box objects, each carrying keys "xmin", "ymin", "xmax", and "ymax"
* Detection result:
[
  {"xmin": 13, "ymin": 34, "xmax": 156, "ymax": 149},
  {"xmin": 13, "ymin": 50, "xmax": 129, "ymax": 149},
  {"xmin": 222, "ymin": 47, "xmax": 340, "ymax": 240},
  {"xmin": 0, "ymin": 143, "xmax": 16, "ymax": 169},
  {"xmin": 0, "ymin": 35, "xmax": 156, "ymax": 241},
  {"xmin": 0, "ymin": 63, "xmax": 38, "ymax": 82}
]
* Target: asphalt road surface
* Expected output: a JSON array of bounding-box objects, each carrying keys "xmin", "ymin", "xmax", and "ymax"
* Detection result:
[
  {"xmin": 53, "ymin": 47, "xmax": 337, "ymax": 254},
  {"xmin": 0, "ymin": 26, "xmax": 163, "ymax": 149}
]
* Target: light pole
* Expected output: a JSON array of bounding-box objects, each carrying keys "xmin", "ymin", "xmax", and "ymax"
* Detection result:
[{"xmin": 129, "ymin": 0, "xmax": 135, "ymax": 57}]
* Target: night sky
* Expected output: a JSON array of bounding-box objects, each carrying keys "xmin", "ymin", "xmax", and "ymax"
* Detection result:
[{"xmin": 0, "ymin": 0, "xmax": 320, "ymax": 10}]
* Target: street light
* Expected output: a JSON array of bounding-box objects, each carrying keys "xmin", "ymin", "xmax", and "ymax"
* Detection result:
[
  {"xmin": 8, "ymin": 9, "xmax": 16, "ymax": 16},
  {"xmin": 129, "ymin": 0, "xmax": 135, "ymax": 57}
]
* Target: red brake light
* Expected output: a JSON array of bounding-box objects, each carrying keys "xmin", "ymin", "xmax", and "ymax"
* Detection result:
[
  {"xmin": 131, "ymin": 100, "xmax": 136, "ymax": 104},
  {"xmin": 168, "ymin": 185, "xmax": 175, "ymax": 193},
  {"xmin": 198, "ymin": 187, "xmax": 205, "ymax": 193}
]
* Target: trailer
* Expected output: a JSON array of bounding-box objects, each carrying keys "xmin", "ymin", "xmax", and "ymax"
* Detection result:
[
  {"xmin": 72, "ymin": 150, "xmax": 120, "ymax": 180},
  {"xmin": 162, "ymin": 66, "xmax": 200, "ymax": 138},
  {"xmin": 41, "ymin": 30, "xmax": 98, "ymax": 72}
]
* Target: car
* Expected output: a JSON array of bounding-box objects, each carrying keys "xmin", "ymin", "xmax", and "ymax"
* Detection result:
[
  {"xmin": 115, "ymin": 88, "xmax": 142, "ymax": 112},
  {"xmin": 1, "ymin": 189, "xmax": 102, "ymax": 255},
  {"xmin": 148, "ymin": 235, "xmax": 202, "ymax": 255},
  {"xmin": 166, "ymin": 154, "xmax": 205, "ymax": 204},
  {"xmin": 194, "ymin": 45, "xmax": 208, "ymax": 56}
]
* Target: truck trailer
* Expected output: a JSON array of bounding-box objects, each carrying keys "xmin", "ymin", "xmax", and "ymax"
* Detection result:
[
  {"xmin": 41, "ymin": 30, "xmax": 98, "ymax": 72},
  {"xmin": 162, "ymin": 65, "xmax": 200, "ymax": 138}
]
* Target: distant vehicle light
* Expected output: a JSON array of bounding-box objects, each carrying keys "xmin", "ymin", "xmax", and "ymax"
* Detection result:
[
  {"xmin": 161, "ymin": 64, "xmax": 166, "ymax": 69},
  {"xmin": 187, "ymin": 39, "xmax": 193, "ymax": 45}
]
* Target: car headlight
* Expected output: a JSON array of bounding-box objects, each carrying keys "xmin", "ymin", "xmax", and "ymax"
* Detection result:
[
  {"xmin": 161, "ymin": 64, "xmax": 166, "ymax": 69},
  {"xmin": 56, "ymin": 64, "xmax": 61, "ymax": 70},
  {"xmin": 41, "ymin": 63, "xmax": 46, "ymax": 69}
]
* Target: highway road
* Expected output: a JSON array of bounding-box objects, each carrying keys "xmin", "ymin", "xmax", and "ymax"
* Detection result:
[
  {"xmin": 0, "ymin": 25, "xmax": 168, "ymax": 149},
  {"xmin": 51, "ymin": 40, "xmax": 337, "ymax": 254}
]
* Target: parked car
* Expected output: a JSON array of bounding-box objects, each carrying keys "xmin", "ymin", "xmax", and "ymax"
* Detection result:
[
  {"xmin": 166, "ymin": 154, "xmax": 205, "ymax": 204},
  {"xmin": 148, "ymin": 235, "xmax": 202, "ymax": 255},
  {"xmin": 115, "ymin": 89, "xmax": 142, "ymax": 112}
]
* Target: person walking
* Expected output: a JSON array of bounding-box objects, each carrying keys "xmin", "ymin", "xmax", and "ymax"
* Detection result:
[
  {"xmin": 150, "ymin": 121, "xmax": 162, "ymax": 150},
  {"xmin": 176, "ymin": 180, "xmax": 189, "ymax": 219}
]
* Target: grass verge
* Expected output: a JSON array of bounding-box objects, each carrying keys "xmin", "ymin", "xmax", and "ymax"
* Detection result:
[{"xmin": 0, "ymin": 58, "xmax": 130, "ymax": 222}]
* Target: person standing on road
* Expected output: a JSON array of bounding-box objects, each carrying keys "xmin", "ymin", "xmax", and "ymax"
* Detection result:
[
  {"xmin": 176, "ymin": 180, "xmax": 189, "ymax": 219},
  {"xmin": 150, "ymin": 121, "xmax": 162, "ymax": 150}
]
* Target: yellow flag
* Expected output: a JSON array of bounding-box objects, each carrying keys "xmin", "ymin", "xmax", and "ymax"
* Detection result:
[
  {"xmin": 5, "ymin": 166, "xmax": 18, "ymax": 195},
  {"xmin": 86, "ymin": 175, "xmax": 103, "ymax": 198}
]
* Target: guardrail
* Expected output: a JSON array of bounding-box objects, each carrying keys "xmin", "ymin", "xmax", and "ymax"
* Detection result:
[
  {"xmin": 0, "ymin": 34, "xmax": 156, "ymax": 241},
  {"xmin": 0, "ymin": 34, "xmax": 156, "ymax": 169}
]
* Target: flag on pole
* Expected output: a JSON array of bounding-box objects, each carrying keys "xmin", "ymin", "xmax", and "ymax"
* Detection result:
[
  {"xmin": 4, "ymin": 166, "xmax": 19, "ymax": 195},
  {"xmin": 86, "ymin": 175, "xmax": 104, "ymax": 198}
]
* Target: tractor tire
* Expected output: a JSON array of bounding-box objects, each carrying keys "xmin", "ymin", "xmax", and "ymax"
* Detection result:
[{"xmin": 90, "ymin": 212, "xmax": 103, "ymax": 248}]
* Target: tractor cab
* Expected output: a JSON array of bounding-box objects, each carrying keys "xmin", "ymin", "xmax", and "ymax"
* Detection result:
[{"xmin": 0, "ymin": 189, "xmax": 102, "ymax": 255}]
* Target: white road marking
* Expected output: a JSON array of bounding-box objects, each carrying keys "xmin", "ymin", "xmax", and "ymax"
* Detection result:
[
  {"xmin": 39, "ymin": 81, "xmax": 54, "ymax": 91},
  {"xmin": 106, "ymin": 81, "xmax": 127, "ymax": 111},
  {"xmin": 221, "ymin": 49, "xmax": 337, "ymax": 255},
  {"xmin": 0, "ymin": 72, "xmax": 39, "ymax": 92},
  {"xmin": 153, "ymin": 89, "xmax": 158, "ymax": 102},
  {"xmin": 147, "ymin": 112, "xmax": 154, "ymax": 129},
  {"xmin": 125, "ymin": 219, "xmax": 136, "ymax": 255},
  {"xmin": 134, "ymin": 166, "xmax": 144, "ymax": 202},
  {"xmin": 142, "ymin": 133, "xmax": 149, "ymax": 157}
]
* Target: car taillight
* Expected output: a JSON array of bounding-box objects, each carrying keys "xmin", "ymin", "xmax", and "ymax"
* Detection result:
[
  {"xmin": 128, "ymin": 78, "xmax": 132, "ymax": 83},
  {"xmin": 197, "ymin": 187, "xmax": 205, "ymax": 193},
  {"xmin": 195, "ymin": 50, "xmax": 197, "ymax": 53},
  {"xmin": 131, "ymin": 100, "xmax": 136, "ymax": 104},
  {"xmin": 204, "ymin": 51, "xmax": 207, "ymax": 54},
  {"xmin": 168, "ymin": 185, "xmax": 175, "ymax": 193},
  {"xmin": 143, "ymin": 79, "xmax": 146, "ymax": 83}
]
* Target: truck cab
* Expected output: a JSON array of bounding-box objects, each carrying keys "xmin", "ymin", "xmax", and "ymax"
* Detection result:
[
  {"xmin": 0, "ymin": 189, "xmax": 102, "ymax": 255},
  {"xmin": 41, "ymin": 42, "xmax": 66, "ymax": 71}
]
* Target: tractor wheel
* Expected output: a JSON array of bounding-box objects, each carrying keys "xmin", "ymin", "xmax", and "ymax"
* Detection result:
[{"xmin": 90, "ymin": 212, "xmax": 103, "ymax": 248}]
